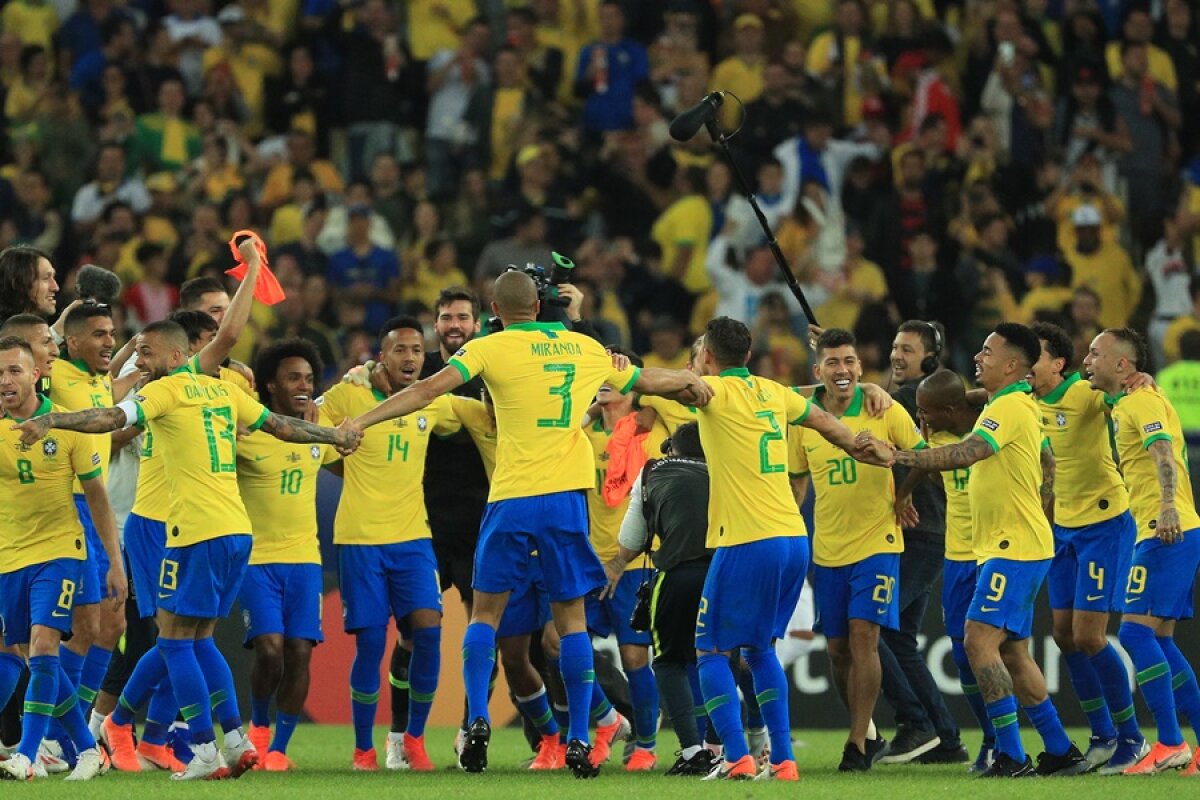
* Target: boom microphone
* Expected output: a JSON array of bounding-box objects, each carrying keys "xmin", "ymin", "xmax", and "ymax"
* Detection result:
[
  {"xmin": 76, "ymin": 264, "xmax": 122, "ymax": 304},
  {"xmin": 669, "ymin": 91, "xmax": 725, "ymax": 142}
]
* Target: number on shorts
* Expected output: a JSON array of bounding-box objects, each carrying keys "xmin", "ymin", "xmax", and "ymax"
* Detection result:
[
  {"xmin": 872, "ymin": 574, "xmax": 895, "ymax": 604},
  {"xmin": 827, "ymin": 457, "xmax": 858, "ymax": 485},
  {"xmin": 201, "ymin": 407, "xmax": 236, "ymax": 473},
  {"xmin": 56, "ymin": 579, "xmax": 76, "ymax": 611},
  {"xmin": 986, "ymin": 572, "xmax": 1007, "ymax": 602},
  {"xmin": 755, "ymin": 410, "xmax": 784, "ymax": 474},
  {"xmin": 1127, "ymin": 565, "xmax": 1147, "ymax": 596},
  {"xmin": 536, "ymin": 364, "xmax": 576, "ymax": 428},
  {"xmin": 696, "ymin": 596, "xmax": 709, "ymax": 629},
  {"xmin": 280, "ymin": 468, "xmax": 303, "ymax": 495},
  {"xmin": 160, "ymin": 559, "xmax": 180, "ymax": 591},
  {"xmin": 1088, "ymin": 561, "xmax": 1104, "ymax": 591},
  {"xmin": 15, "ymin": 458, "xmax": 34, "ymax": 485}
]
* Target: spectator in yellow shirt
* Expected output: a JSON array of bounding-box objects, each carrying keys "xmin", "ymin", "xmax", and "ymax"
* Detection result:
[
  {"xmin": 1016, "ymin": 254, "xmax": 1074, "ymax": 324},
  {"xmin": 1063, "ymin": 204, "xmax": 1141, "ymax": 329},
  {"xmin": 406, "ymin": 238, "xmax": 470, "ymax": 313},
  {"xmin": 651, "ymin": 164, "xmax": 712, "ymax": 296},
  {"xmin": 812, "ymin": 226, "xmax": 887, "ymax": 331},
  {"xmin": 408, "ymin": 0, "xmax": 478, "ymax": 62},
  {"xmin": 641, "ymin": 315, "xmax": 688, "ymax": 370},
  {"xmin": 709, "ymin": 14, "xmax": 766, "ymax": 104},
  {"xmin": 0, "ymin": 0, "xmax": 58, "ymax": 52},
  {"xmin": 259, "ymin": 130, "xmax": 344, "ymax": 211},
  {"xmin": 805, "ymin": 0, "xmax": 887, "ymax": 128},
  {"xmin": 1104, "ymin": 5, "xmax": 1177, "ymax": 92},
  {"xmin": 203, "ymin": 4, "xmax": 282, "ymax": 137}
]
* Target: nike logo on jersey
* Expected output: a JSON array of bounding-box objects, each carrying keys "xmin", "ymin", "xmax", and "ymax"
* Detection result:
[{"xmin": 254, "ymin": 455, "xmax": 269, "ymax": 461}]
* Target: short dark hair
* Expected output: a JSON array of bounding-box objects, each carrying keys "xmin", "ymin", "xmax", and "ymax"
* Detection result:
[
  {"xmin": 254, "ymin": 337, "xmax": 323, "ymax": 411},
  {"xmin": 379, "ymin": 315, "xmax": 424, "ymax": 344},
  {"xmin": 668, "ymin": 420, "xmax": 704, "ymax": 459},
  {"xmin": 0, "ymin": 245, "xmax": 51, "ymax": 320},
  {"xmin": 64, "ymin": 303, "xmax": 113, "ymax": 336},
  {"xmin": 0, "ymin": 335, "xmax": 33, "ymax": 359},
  {"xmin": 167, "ymin": 309, "xmax": 218, "ymax": 345},
  {"xmin": 1031, "ymin": 321, "xmax": 1073, "ymax": 375},
  {"xmin": 703, "ymin": 317, "xmax": 752, "ymax": 368},
  {"xmin": 435, "ymin": 286, "xmax": 480, "ymax": 320},
  {"xmin": 0, "ymin": 313, "xmax": 48, "ymax": 336},
  {"xmin": 1180, "ymin": 330, "xmax": 1200, "ymax": 362},
  {"xmin": 1104, "ymin": 327, "xmax": 1148, "ymax": 372},
  {"xmin": 179, "ymin": 276, "xmax": 226, "ymax": 310},
  {"xmin": 993, "ymin": 322, "xmax": 1042, "ymax": 369},
  {"xmin": 896, "ymin": 320, "xmax": 940, "ymax": 358},
  {"xmin": 141, "ymin": 319, "xmax": 190, "ymax": 351},
  {"xmin": 815, "ymin": 327, "xmax": 856, "ymax": 357}
]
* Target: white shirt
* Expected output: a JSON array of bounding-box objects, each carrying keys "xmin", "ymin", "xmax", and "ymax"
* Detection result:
[
  {"xmin": 71, "ymin": 179, "xmax": 151, "ymax": 224},
  {"xmin": 705, "ymin": 235, "xmax": 805, "ymax": 324},
  {"xmin": 773, "ymin": 135, "xmax": 880, "ymax": 215},
  {"xmin": 1146, "ymin": 240, "xmax": 1194, "ymax": 319},
  {"xmin": 164, "ymin": 14, "xmax": 223, "ymax": 94},
  {"xmin": 108, "ymin": 358, "xmax": 144, "ymax": 540}
]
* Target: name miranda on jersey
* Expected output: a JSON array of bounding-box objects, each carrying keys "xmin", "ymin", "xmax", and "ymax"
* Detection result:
[{"xmin": 530, "ymin": 342, "xmax": 583, "ymax": 357}]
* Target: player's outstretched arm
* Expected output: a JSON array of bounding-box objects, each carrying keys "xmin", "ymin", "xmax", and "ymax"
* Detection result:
[
  {"xmin": 793, "ymin": 382, "xmax": 893, "ymax": 416},
  {"xmin": 81, "ymin": 475, "xmax": 128, "ymax": 607},
  {"xmin": 194, "ymin": 235, "xmax": 264, "ymax": 376},
  {"xmin": 1148, "ymin": 439, "xmax": 1183, "ymax": 544},
  {"xmin": 259, "ymin": 413, "xmax": 361, "ymax": 454},
  {"xmin": 803, "ymin": 405, "xmax": 892, "ymax": 466},
  {"xmin": 632, "ymin": 368, "xmax": 713, "ymax": 406},
  {"xmin": 892, "ymin": 433, "xmax": 993, "ymax": 471},
  {"xmin": 355, "ymin": 366, "xmax": 466, "ymax": 430},
  {"xmin": 12, "ymin": 407, "xmax": 128, "ymax": 446}
]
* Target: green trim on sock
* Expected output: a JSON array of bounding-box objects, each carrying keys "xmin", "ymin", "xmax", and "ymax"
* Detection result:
[
  {"xmin": 24, "ymin": 701, "xmax": 55, "ymax": 716},
  {"xmin": 77, "ymin": 685, "xmax": 98, "ymax": 704},
  {"xmin": 1080, "ymin": 697, "xmax": 1106, "ymax": 713},
  {"xmin": 755, "ymin": 688, "xmax": 780, "ymax": 706},
  {"xmin": 992, "ymin": 712, "xmax": 1019, "ymax": 729},
  {"xmin": 704, "ymin": 694, "xmax": 731, "ymax": 714},
  {"xmin": 636, "ymin": 736, "xmax": 656, "ymax": 747},
  {"xmin": 581, "ymin": 670, "xmax": 595, "ymax": 684},
  {"xmin": 1173, "ymin": 672, "xmax": 1189, "ymax": 690},
  {"xmin": 590, "ymin": 698, "xmax": 612, "ymax": 721},
  {"xmin": 209, "ymin": 688, "xmax": 229, "ymax": 709},
  {"xmin": 180, "ymin": 702, "xmax": 204, "ymax": 721},
  {"xmin": 461, "ymin": 647, "xmax": 495, "ymax": 660},
  {"xmin": 532, "ymin": 708, "xmax": 553, "ymax": 727},
  {"xmin": 962, "ymin": 682, "xmax": 980, "ymax": 695},
  {"xmin": 52, "ymin": 695, "xmax": 78, "ymax": 717},
  {"xmin": 118, "ymin": 696, "xmax": 136, "ymax": 714},
  {"xmin": 410, "ymin": 690, "xmax": 435, "ymax": 703},
  {"xmin": 350, "ymin": 688, "xmax": 380, "ymax": 705},
  {"xmin": 693, "ymin": 706, "xmax": 707, "ymax": 717},
  {"xmin": 1112, "ymin": 705, "xmax": 1135, "ymax": 723},
  {"xmin": 388, "ymin": 674, "xmax": 410, "ymax": 690},
  {"xmin": 1136, "ymin": 662, "xmax": 1170, "ymax": 685}
]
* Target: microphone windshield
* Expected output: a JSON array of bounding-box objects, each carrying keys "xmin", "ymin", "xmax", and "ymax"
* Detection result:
[
  {"xmin": 669, "ymin": 92, "xmax": 724, "ymax": 142},
  {"xmin": 76, "ymin": 264, "xmax": 122, "ymax": 304}
]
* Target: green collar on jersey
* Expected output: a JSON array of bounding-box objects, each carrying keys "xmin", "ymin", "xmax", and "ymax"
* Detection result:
[
  {"xmin": 1038, "ymin": 371, "xmax": 1080, "ymax": 405},
  {"xmin": 68, "ymin": 358, "xmax": 102, "ymax": 377},
  {"xmin": 987, "ymin": 379, "xmax": 1032, "ymax": 405},
  {"xmin": 718, "ymin": 367, "xmax": 751, "ymax": 378},
  {"xmin": 813, "ymin": 385, "xmax": 863, "ymax": 418},
  {"xmin": 5, "ymin": 394, "xmax": 51, "ymax": 422},
  {"xmin": 503, "ymin": 321, "xmax": 566, "ymax": 332}
]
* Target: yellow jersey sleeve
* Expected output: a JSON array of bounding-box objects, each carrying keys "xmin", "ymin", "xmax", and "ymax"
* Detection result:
[
  {"xmin": 447, "ymin": 395, "xmax": 497, "ymax": 478},
  {"xmin": 132, "ymin": 378, "xmax": 182, "ymax": 425},
  {"xmin": 785, "ymin": 388, "xmax": 812, "ymax": 425},
  {"xmin": 429, "ymin": 393, "xmax": 462, "ymax": 436},
  {"xmin": 886, "ymin": 403, "xmax": 926, "ymax": 451},
  {"xmin": 231, "ymin": 384, "xmax": 270, "ymax": 432},
  {"xmin": 929, "ymin": 430, "xmax": 975, "ymax": 561},
  {"xmin": 219, "ymin": 365, "xmax": 258, "ymax": 400},
  {"xmin": 788, "ymin": 425, "xmax": 809, "ymax": 477}
]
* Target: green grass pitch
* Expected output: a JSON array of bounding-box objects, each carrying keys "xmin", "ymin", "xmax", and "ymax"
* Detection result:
[{"xmin": 14, "ymin": 726, "xmax": 1196, "ymax": 797}]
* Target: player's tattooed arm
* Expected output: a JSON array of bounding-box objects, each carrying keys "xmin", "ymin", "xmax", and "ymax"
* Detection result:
[
  {"xmin": 1148, "ymin": 439, "xmax": 1183, "ymax": 543},
  {"xmin": 974, "ymin": 661, "xmax": 1015, "ymax": 704},
  {"xmin": 260, "ymin": 413, "xmax": 361, "ymax": 452},
  {"xmin": 12, "ymin": 407, "xmax": 128, "ymax": 446},
  {"xmin": 892, "ymin": 433, "xmax": 993, "ymax": 471},
  {"xmin": 1039, "ymin": 444, "xmax": 1056, "ymax": 524}
]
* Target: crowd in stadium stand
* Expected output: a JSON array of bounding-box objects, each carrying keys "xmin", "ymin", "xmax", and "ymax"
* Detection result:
[{"xmin": 2, "ymin": 0, "xmax": 1200, "ymax": 381}]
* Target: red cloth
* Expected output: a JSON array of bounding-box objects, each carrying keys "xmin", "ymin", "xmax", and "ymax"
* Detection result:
[
  {"xmin": 602, "ymin": 413, "xmax": 649, "ymax": 507},
  {"xmin": 225, "ymin": 230, "xmax": 286, "ymax": 305}
]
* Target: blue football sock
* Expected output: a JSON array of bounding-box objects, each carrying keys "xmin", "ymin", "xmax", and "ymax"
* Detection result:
[
  {"xmin": 350, "ymin": 626, "xmax": 386, "ymax": 752},
  {"xmin": 0, "ymin": 652, "xmax": 23, "ymax": 710},
  {"xmin": 559, "ymin": 632, "xmax": 596, "ymax": 744},
  {"xmin": 1090, "ymin": 643, "xmax": 1141, "ymax": 740},
  {"xmin": 271, "ymin": 712, "xmax": 299, "ymax": 754},
  {"xmin": 58, "ymin": 645, "xmax": 84, "ymax": 688},
  {"xmin": 686, "ymin": 661, "xmax": 709, "ymax": 743},
  {"xmin": 112, "ymin": 646, "xmax": 167, "ymax": 727},
  {"xmin": 1022, "ymin": 698, "xmax": 1071, "ymax": 756},
  {"xmin": 77, "ymin": 645, "xmax": 112, "ymax": 707},
  {"xmin": 251, "ymin": 696, "xmax": 271, "ymax": 729},
  {"xmin": 144, "ymin": 676, "xmax": 179, "ymax": 746},
  {"xmin": 461, "ymin": 622, "xmax": 495, "ymax": 725},
  {"xmin": 736, "ymin": 656, "xmax": 764, "ymax": 729},
  {"xmin": 1063, "ymin": 650, "xmax": 1116, "ymax": 740},
  {"xmin": 54, "ymin": 664, "xmax": 96, "ymax": 751},
  {"xmin": 552, "ymin": 702, "xmax": 570, "ymax": 743},
  {"xmin": 158, "ymin": 638, "xmax": 215, "ymax": 745},
  {"xmin": 986, "ymin": 695, "xmax": 1024, "ymax": 762},
  {"xmin": 626, "ymin": 664, "xmax": 659, "ymax": 749},
  {"xmin": 1119, "ymin": 622, "xmax": 1182, "ymax": 746},
  {"xmin": 589, "ymin": 680, "xmax": 614, "ymax": 722},
  {"xmin": 515, "ymin": 687, "xmax": 559, "ymax": 737},
  {"xmin": 18, "ymin": 655, "xmax": 59, "ymax": 761},
  {"xmin": 194, "ymin": 638, "xmax": 242, "ymax": 733},
  {"xmin": 698, "ymin": 652, "xmax": 749, "ymax": 762},
  {"xmin": 744, "ymin": 647, "xmax": 794, "ymax": 764},
  {"xmin": 1158, "ymin": 636, "xmax": 1200, "ymax": 741},
  {"xmin": 407, "ymin": 626, "xmax": 440, "ymax": 738},
  {"xmin": 951, "ymin": 640, "xmax": 995, "ymax": 740}
]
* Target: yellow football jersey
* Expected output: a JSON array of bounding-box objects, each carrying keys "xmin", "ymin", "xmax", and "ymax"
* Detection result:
[
  {"xmin": 447, "ymin": 395, "xmax": 496, "ymax": 478},
  {"xmin": 49, "ymin": 358, "xmax": 113, "ymax": 493},
  {"xmin": 1, "ymin": 398, "xmax": 100, "ymax": 572},
  {"xmin": 447, "ymin": 322, "xmax": 640, "ymax": 502},
  {"xmin": 319, "ymin": 384, "xmax": 460, "ymax": 545},
  {"xmin": 131, "ymin": 370, "xmax": 269, "ymax": 547},
  {"xmin": 637, "ymin": 393, "xmax": 698, "ymax": 456},
  {"xmin": 928, "ymin": 429, "xmax": 974, "ymax": 561},
  {"xmin": 130, "ymin": 423, "xmax": 168, "ymax": 522},
  {"xmin": 788, "ymin": 387, "xmax": 925, "ymax": 567},
  {"xmin": 698, "ymin": 368, "xmax": 809, "ymax": 548},
  {"xmin": 237, "ymin": 431, "xmax": 336, "ymax": 565},
  {"xmin": 1110, "ymin": 388, "xmax": 1200, "ymax": 542},
  {"xmin": 584, "ymin": 415, "xmax": 652, "ymax": 570},
  {"xmin": 220, "ymin": 365, "xmax": 258, "ymax": 399},
  {"xmin": 969, "ymin": 381, "xmax": 1054, "ymax": 562},
  {"xmin": 1038, "ymin": 373, "xmax": 1129, "ymax": 527}
]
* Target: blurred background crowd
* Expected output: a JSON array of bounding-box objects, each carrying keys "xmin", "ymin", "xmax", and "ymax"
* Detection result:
[{"xmin": 2, "ymin": 0, "xmax": 1200, "ymax": 383}]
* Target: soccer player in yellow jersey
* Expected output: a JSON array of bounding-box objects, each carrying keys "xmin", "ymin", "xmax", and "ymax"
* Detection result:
[
  {"xmin": 318, "ymin": 316, "xmax": 461, "ymax": 773},
  {"xmin": 177, "ymin": 275, "xmax": 257, "ymax": 395},
  {"xmin": 888, "ymin": 323, "xmax": 1087, "ymax": 778},
  {"xmin": 47, "ymin": 304, "xmax": 126, "ymax": 738},
  {"xmin": 0, "ymin": 337, "xmax": 126, "ymax": 782},
  {"xmin": 1083, "ymin": 328, "xmax": 1200, "ymax": 776},
  {"xmin": 897, "ymin": 369, "xmax": 998, "ymax": 772},
  {"xmin": 348, "ymin": 271, "xmax": 708, "ymax": 777},
  {"xmin": 787, "ymin": 329, "xmax": 926, "ymax": 772},
  {"xmin": 690, "ymin": 317, "xmax": 893, "ymax": 781},
  {"xmin": 238, "ymin": 339, "xmax": 337, "ymax": 771},
  {"xmin": 1029, "ymin": 322, "xmax": 1147, "ymax": 772},
  {"xmin": 636, "ymin": 336, "xmax": 704, "ymax": 451},
  {"xmin": 13, "ymin": 320, "xmax": 357, "ymax": 781}
]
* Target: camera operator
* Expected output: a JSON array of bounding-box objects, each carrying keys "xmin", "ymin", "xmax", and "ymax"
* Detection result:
[{"xmin": 603, "ymin": 421, "xmax": 715, "ymax": 777}]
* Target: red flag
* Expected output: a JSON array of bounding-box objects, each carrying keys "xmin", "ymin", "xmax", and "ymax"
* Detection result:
[{"xmin": 225, "ymin": 230, "xmax": 286, "ymax": 305}]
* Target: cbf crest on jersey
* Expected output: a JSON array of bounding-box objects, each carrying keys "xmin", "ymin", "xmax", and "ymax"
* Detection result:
[
  {"xmin": 311, "ymin": 446, "xmax": 321, "ymax": 460},
  {"xmin": 1056, "ymin": 412, "xmax": 1067, "ymax": 427},
  {"xmin": 42, "ymin": 438, "xmax": 58, "ymax": 458},
  {"xmin": 417, "ymin": 416, "xmax": 428, "ymax": 432}
]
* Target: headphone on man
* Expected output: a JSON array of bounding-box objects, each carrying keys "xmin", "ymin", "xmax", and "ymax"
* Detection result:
[{"xmin": 920, "ymin": 321, "xmax": 943, "ymax": 375}]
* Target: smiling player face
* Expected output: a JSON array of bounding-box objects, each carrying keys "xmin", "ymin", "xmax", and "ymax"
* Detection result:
[
  {"xmin": 815, "ymin": 344, "xmax": 861, "ymax": 400},
  {"xmin": 70, "ymin": 315, "xmax": 116, "ymax": 373},
  {"xmin": 268, "ymin": 356, "xmax": 315, "ymax": 417},
  {"xmin": 381, "ymin": 327, "xmax": 425, "ymax": 391}
]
